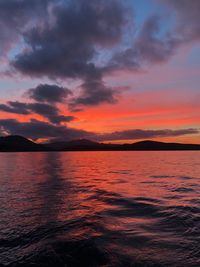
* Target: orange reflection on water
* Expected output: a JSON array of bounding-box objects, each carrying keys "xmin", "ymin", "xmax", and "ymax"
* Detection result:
[{"xmin": 0, "ymin": 151, "xmax": 200, "ymax": 266}]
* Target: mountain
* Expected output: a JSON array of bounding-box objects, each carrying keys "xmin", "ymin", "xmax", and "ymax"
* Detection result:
[
  {"xmin": 45, "ymin": 139, "xmax": 101, "ymax": 150},
  {"xmin": 122, "ymin": 140, "xmax": 200, "ymax": 151},
  {"xmin": 0, "ymin": 136, "xmax": 200, "ymax": 152},
  {"xmin": 0, "ymin": 135, "xmax": 46, "ymax": 152},
  {"xmin": 46, "ymin": 139, "xmax": 200, "ymax": 151}
]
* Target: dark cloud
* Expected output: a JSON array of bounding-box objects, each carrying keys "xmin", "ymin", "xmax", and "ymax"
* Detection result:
[
  {"xmin": 1, "ymin": 0, "xmax": 198, "ymax": 73},
  {"xmin": 109, "ymin": 48, "xmax": 140, "ymax": 71},
  {"xmin": 0, "ymin": 117, "xmax": 198, "ymax": 142},
  {"xmin": 0, "ymin": 0, "xmax": 55, "ymax": 57},
  {"xmin": 0, "ymin": 101, "xmax": 30, "ymax": 115},
  {"xmin": 12, "ymin": 0, "xmax": 127, "ymax": 77},
  {"xmin": 26, "ymin": 102, "xmax": 75, "ymax": 124},
  {"xmin": 0, "ymin": 82, "xmax": 74, "ymax": 124},
  {"xmin": 48, "ymin": 115, "xmax": 75, "ymax": 124},
  {"xmin": 110, "ymin": 15, "xmax": 179, "ymax": 70},
  {"xmin": 11, "ymin": 0, "xmax": 128, "ymax": 107},
  {"xmin": 109, "ymin": 0, "xmax": 200, "ymax": 72},
  {"xmin": 162, "ymin": 0, "xmax": 200, "ymax": 41},
  {"xmin": 1, "ymin": 0, "xmax": 199, "ymax": 111},
  {"xmin": 97, "ymin": 128, "xmax": 199, "ymax": 141},
  {"xmin": 69, "ymin": 78, "xmax": 118, "ymax": 110},
  {"xmin": 26, "ymin": 84, "xmax": 72, "ymax": 103},
  {"xmin": 0, "ymin": 119, "xmax": 94, "ymax": 141},
  {"xmin": 0, "ymin": 0, "xmax": 52, "ymax": 24},
  {"xmin": 134, "ymin": 15, "xmax": 179, "ymax": 64},
  {"xmin": 0, "ymin": 101, "xmax": 75, "ymax": 124}
]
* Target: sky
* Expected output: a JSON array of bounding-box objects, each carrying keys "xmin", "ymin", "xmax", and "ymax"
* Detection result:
[{"xmin": 0, "ymin": 0, "xmax": 199, "ymax": 143}]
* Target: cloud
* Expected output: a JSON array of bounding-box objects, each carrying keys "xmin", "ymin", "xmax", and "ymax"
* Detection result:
[
  {"xmin": 12, "ymin": 0, "xmax": 127, "ymax": 77},
  {"xmin": 110, "ymin": 15, "xmax": 179, "ymax": 70},
  {"xmin": 1, "ymin": 0, "xmax": 199, "ymax": 111},
  {"xmin": 0, "ymin": 83, "xmax": 74, "ymax": 124},
  {"xmin": 0, "ymin": 101, "xmax": 75, "ymax": 124},
  {"xmin": 69, "ymin": 78, "xmax": 118, "ymax": 111},
  {"xmin": 162, "ymin": 0, "xmax": 200, "ymax": 41},
  {"xmin": 0, "ymin": 117, "xmax": 198, "ymax": 142},
  {"xmin": 0, "ymin": 119, "xmax": 94, "ymax": 141},
  {"xmin": 134, "ymin": 15, "xmax": 179, "ymax": 63},
  {"xmin": 10, "ymin": 0, "xmax": 129, "ymax": 107},
  {"xmin": 47, "ymin": 115, "xmax": 75, "ymax": 125},
  {"xmin": 97, "ymin": 128, "xmax": 199, "ymax": 141},
  {"xmin": 0, "ymin": 0, "xmax": 54, "ymax": 57},
  {"xmin": 0, "ymin": 101, "xmax": 30, "ymax": 115},
  {"xmin": 26, "ymin": 102, "xmax": 75, "ymax": 124},
  {"xmin": 1, "ymin": 0, "xmax": 199, "ymax": 75},
  {"xmin": 108, "ymin": 0, "xmax": 200, "ymax": 73},
  {"xmin": 26, "ymin": 84, "xmax": 72, "ymax": 103}
]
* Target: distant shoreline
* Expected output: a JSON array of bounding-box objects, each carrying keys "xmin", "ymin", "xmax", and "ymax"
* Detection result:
[
  {"xmin": 0, "ymin": 135, "xmax": 200, "ymax": 152},
  {"xmin": 1, "ymin": 150, "xmax": 200, "ymax": 153}
]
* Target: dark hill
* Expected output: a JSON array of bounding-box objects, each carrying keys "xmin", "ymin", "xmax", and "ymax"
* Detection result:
[
  {"xmin": 0, "ymin": 135, "xmax": 46, "ymax": 152},
  {"xmin": 0, "ymin": 136, "xmax": 200, "ymax": 151},
  {"xmin": 124, "ymin": 140, "xmax": 200, "ymax": 150},
  {"xmin": 46, "ymin": 139, "xmax": 200, "ymax": 151},
  {"xmin": 46, "ymin": 139, "xmax": 101, "ymax": 150}
]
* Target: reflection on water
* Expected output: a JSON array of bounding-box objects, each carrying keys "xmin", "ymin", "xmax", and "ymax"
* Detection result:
[{"xmin": 0, "ymin": 151, "xmax": 200, "ymax": 266}]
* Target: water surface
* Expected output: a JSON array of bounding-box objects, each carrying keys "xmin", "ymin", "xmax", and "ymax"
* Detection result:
[{"xmin": 0, "ymin": 151, "xmax": 200, "ymax": 266}]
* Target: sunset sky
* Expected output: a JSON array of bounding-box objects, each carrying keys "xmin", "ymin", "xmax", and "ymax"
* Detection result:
[{"xmin": 0, "ymin": 0, "xmax": 199, "ymax": 143}]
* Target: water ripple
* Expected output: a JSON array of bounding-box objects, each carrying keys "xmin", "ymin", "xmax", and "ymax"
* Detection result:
[{"xmin": 0, "ymin": 151, "xmax": 200, "ymax": 266}]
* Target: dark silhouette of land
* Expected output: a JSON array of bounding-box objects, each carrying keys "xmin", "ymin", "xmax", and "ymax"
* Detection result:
[
  {"xmin": 0, "ymin": 135, "xmax": 47, "ymax": 152},
  {"xmin": 0, "ymin": 135, "xmax": 200, "ymax": 152}
]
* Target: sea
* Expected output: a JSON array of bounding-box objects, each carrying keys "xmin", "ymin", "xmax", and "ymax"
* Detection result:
[{"xmin": 0, "ymin": 151, "xmax": 200, "ymax": 267}]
